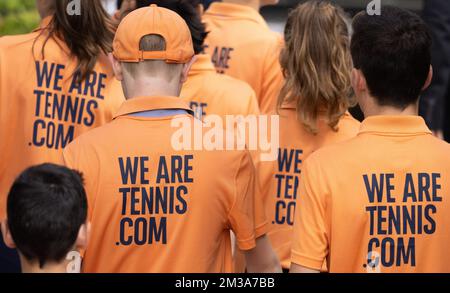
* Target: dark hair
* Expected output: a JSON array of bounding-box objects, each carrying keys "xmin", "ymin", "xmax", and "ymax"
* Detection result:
[
  {"xmin": 137, "ymin": 0, "xmax": 207, "ymax": 54},
  {"xmin": 7, "ymin": 164, "xmax": 88, "ymax": 268},
  {"xmin": 351, "ymin": 6, "xmax": 432, "ymax": 108},
  {"xmin": 117, "ymin": 0, "xmax": 155, "ymax": 9},
  {"xmin": 38, "ymin": 0, "xmax": 114, "ymax": 81}
]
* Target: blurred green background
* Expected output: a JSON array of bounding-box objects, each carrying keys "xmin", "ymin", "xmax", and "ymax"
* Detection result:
[{"xmin": 0, "ymin": 0, "xmax": 39, "ymax": 36}]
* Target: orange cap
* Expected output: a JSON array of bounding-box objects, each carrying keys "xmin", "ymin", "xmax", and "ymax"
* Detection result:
[{"xmin": 113, "ymin": 4, "xmax": 194, "ymax": 64}]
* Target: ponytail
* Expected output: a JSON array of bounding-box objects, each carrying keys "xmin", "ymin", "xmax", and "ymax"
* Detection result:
[{"xmin": 40, "ymin": 0, "xmax": 115, "ymax": 81}]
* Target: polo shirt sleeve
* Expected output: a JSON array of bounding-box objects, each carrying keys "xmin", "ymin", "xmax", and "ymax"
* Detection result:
[
  {"xmin": 228, "ymin": 150, "xmax": 257, "ymax": 251},
  {"xmin": 63, "ymin": 137, "xmax": 98, "ymax": 221},
  {"xmin": 291, "ymin": 155, "xmax": 329, "ymax": 270},
  {"xmin": 62, "ymin": 138, "xmax": 86, "ymax": 175},
  {"xmin": 62, "ymin": 144, "xmax": 75, "ymax": 170}
]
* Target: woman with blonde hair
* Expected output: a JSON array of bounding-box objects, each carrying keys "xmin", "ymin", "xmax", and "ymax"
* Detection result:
[{"xmin": 257, "ymin": 0, "xmax": 361, "ymax": 272}]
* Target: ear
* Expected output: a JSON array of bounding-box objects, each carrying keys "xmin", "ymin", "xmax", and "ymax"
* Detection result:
[
  {"xmin": 111, "ymin": 55, "xmax": 124, "ymax": 82},
  {"xmin": 422, "ymin": 65, "xmax": 433, "ymax": 91},
  {"xmin": 351, "ymin": 68, "xmax": 367, "ymax": 94},
  {"xmin": 75, "ymin": 222, "xmax": 91, "ymax": 250},
  {"xmin": 1, "ymin": 220, "xmax": 16, "ymax": 249},
  {"xmin": 180, "ymin": 55, "xmax": 198, "ymax": 84}
]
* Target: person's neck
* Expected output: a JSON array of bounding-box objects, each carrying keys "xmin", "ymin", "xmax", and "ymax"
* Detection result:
[
  {"xmin": 222, "ymin": 0, "xmax": 261, "ymax": 11},
  {"xmin": 362, "ymin": 98, "xmax": 419, "ymax": 118},
  {"xmin": 125, "ymin": 79, "xmax": 181, "ymax": 99},
  {"xmin": 21, "ymin": 259, "xmax": 69, "ymax": 273}
]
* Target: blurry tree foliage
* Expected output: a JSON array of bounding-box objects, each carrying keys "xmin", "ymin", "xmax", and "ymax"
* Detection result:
[{"xmin": 0, "ymin": 0, "xmax": 39, "ymax": 36}]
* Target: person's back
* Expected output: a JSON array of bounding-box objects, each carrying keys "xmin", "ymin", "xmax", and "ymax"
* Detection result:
[
  {"xmin": 258, "ymin": 2, "xmax": 359, "ymax": 270},
  {"xmin": 291, "ymin": 6, "xmax": 450, "ymax": 273},
  {"xmin": 293, "ymin": 117, "xmax": 450, "ymax": 273},
  {"xmin": 203, "ymin": 0, "xmax": 283, "ymax": 113},
  {"xmin": 0, "ymin": 0, "xmax": 125, "ymax": 220},
  {"xmin": 182, "ymin": 54, "xmax": 259, "ymax": 120},
  {"xmin": 63, "ymin": 5, "xmax": 280, "ymax": 273},
  {"xmin": 64, "ymin": 109, "xmax": 257, "ymax": 272},
  {"xmin": 262, "ymin": 109, "xmax": 359, "ymax": 270}
]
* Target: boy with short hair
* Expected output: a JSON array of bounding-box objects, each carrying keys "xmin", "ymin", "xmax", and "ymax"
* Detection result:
[
  {"xmin": 115, "ymin": 0, "xmax": 260, "ymax": 122},
  {"xmin": 1, "ymin": 164, "xmax": 89, "ymax": 273},
  {"xmin": 143, "ymin": 0, "xmax": 260, "ymax": 122},
  {"xmin": 291, "ymin": 6, "xmax": 450, "ymax": 273},
  {"xmin": 63, "ymin": 5, "xmax": 280, "ymax": 273}
]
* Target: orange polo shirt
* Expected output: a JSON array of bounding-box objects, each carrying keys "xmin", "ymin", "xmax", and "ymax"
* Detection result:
[
  {"xmin": 203, "ymin": 2, "xmax": 284, "ymax": 114},
  {"xmin": 63, "ymin": 96, "xmax": 258, "ymax": 273},
  {"xmin": 292, "ymin": 116, "xmax": 450, "ymax": 273},
  {"xmin": 0, "ymin": 17, "xmax": 124, "ymax": 219},
  {"xmin": 181, "ymin": 54, "xmax": 259, "ymax": 120},
  {"xmin": 257, "ymin": 104, "xmax": 360, "ymax": 269}
]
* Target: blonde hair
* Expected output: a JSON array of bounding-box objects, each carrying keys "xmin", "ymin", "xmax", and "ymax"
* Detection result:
[{"xmin": 278, "ymin": 1, "xmax": 355, "ymax": 134}]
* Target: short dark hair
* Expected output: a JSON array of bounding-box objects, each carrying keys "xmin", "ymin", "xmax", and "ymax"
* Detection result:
[
  {"xmin": 138, "ymin": 0, "xmax": 207, "ymax": 54},
  {"xmin": 7, "ymin": 164, "xmax": 87, "ymax": 268},
  {"xmin": 351, "ymin": 6, "xmax": 432, "ymax": 108}
]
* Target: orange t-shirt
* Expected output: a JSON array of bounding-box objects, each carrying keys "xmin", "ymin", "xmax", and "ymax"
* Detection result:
[
  {"xmin": 203, "ymin": 2, "xmax": 284, "ymax": 114},
  {"xmin": 63, "ymin": 96, "xmax": 258, "ymax": 273},
  {"xmin": 0, "ymin": 18, "xmax": 124, "ymax": 219},
  {"xmin": 258, "ymin": 104, "xmax": 360, "ymax": 269},
  {"xmin": 181, "ymin": 54, "xmax": 260, "ymax": 120},
  {"xmin": 292, "ymin": 116, "xmax": 450, "ymax": 273}
]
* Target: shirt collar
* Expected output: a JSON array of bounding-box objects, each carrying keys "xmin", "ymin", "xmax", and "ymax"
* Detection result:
[
  {"xmin": 205, "ymin": 2, "xmax": 269, "ymax": 29},
  {"xmin": 33, "ymin": 16, "xmax": 53, "ymax": 32},
  {"xmin": 188, "ymin": 54, "xmax": 216, "ymax": 77},
  {"xmin": 359, "ymin": 116, "xmax": 432, "ymax": 136},
  {"xmin": 114, "ymin": 96, "xmax": 194, "ymax": 119}
]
